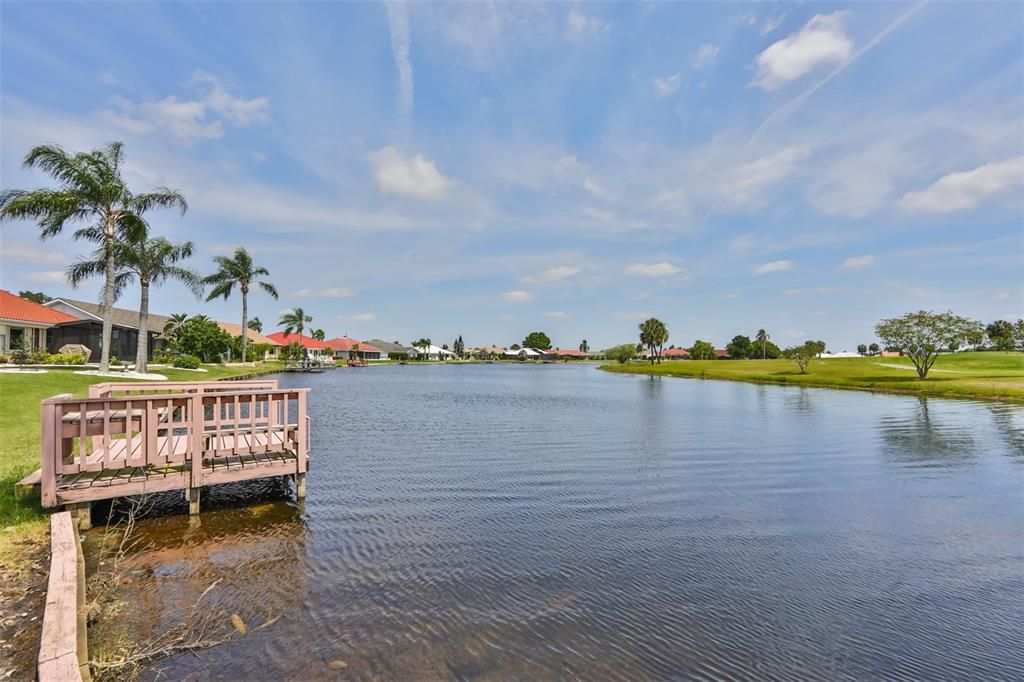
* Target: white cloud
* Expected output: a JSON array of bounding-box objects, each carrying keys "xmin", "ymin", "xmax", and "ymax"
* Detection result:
[
  {"xmin": 99, "ymin": 71, "xmax": 268, "ymax": 141},
  {"xmin": 544, "ymin": 311, "xmax": 568, "ymax": 319},
  {"xmin": 522, "ymin": 265, "xmax": 582, "ymax": 284},
  {"xmin": 840, "ymin": 255, "xmax": 875, "ymax": 270},
  {"xmin": 582, "ymin": 177, "xmax": 614, "ymax": 201},
  {"xmin": 692, "ymin": 44, "xmax": 719, "ymax": 70},
  {"xmin": 25, "ymin": 270, "xmax": 66, "ymax": 284},
  {"xmin": 727, "ymin": 146, "xmax": 809, "ymax": 204},
  {"xmin": 293, "ymin": 287, "xmax": 356, "ymax": 299},
  {"xmin": 565, "ymin": 8, "xmax": 609, "ymax": 42},
  {"xmin": 337, "ymin": 313, "xmax": 377, "ymax": 322},
  {"xmin": 0, "ymin": 241, "xmax": 66, "ymax": 265},
  {"xmin": 899, "ymin": 157, "xmax": 1024, "ymax": 213},
  {"xmin": 654, "ymin": 73, "xmax": 681, "ymax": 97},
  {"xmin": 753, "ymin": 260, "xmax": 794, "ymax": 275},
  {"xmin": 502, "ymin": 290, "xmax": 535, "ymax": 303},
  {"xmin": 752, "ymin": 12, "xmax": 853, "ymax": 91},
  {"xmin": 761, "ymin": 15, "xmax": 785, "ymax": 36},
  {"xmin": 367, "ymin": 146, "xmax": 453, "ymax": 200},
  {"xmin": 624, "ymin": 262, "xmax": 681, "ymax": 277}
]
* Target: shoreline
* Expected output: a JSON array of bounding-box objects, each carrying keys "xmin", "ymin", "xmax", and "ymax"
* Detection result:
[{"xmin": 599, "ymin": 356, "xmax": 1024, "ymax": 405}]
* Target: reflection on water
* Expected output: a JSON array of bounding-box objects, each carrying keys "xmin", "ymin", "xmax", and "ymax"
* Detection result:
[{"xmin": 91, "ymin": 364, "xmax": 1024, "ymax": 680}]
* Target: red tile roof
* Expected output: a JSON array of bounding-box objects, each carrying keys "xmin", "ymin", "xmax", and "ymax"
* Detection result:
[
  {"xmin": 662, "ymin": 348, "xmax": 690, "ymax": 358},
  {"xmin": 714, "ymin": 349, "xmax": 730, "ymax": 358},
  {"xmin": 265, "ymin": 331, "xmax": 331, "ymax": 349},
  {"xmin": 0, "ymin": 290, "xmax": 78, "ymax": 325},
  {"xmin": 324, "ymin": 337, "xmax": 383, "ymax": 353},
  {"xmin": 550, "ymin": 349, "xmax": 590, "ymax": 357}
]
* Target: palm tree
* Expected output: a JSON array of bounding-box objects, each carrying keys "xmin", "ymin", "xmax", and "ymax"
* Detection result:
[
  {"xmin": 755, "ymin": 328, "xmax": 770, "ymax": 359},
  {"xmin": 579, "ymin": 339, "xmax": 589, "ymax": 353},
  {"xmin": 639, "ymin": 318, "xmax": 669, "ymax": 364},
  {"xmin": 68, "ymin": 236, "xmax": 201, "ymax": 372},
  {"xmin": 311, "ymin": 328, "xmax": 325, "ymax": 341},
  {"xmin": 203, "ymin": 247, "xmax": 278, "ymax": 362},
  {"xmin": 413, "ymin": 337, "xmax": 431, "ymax": 361},
  {"xmin": 279, "ymin": 308, "xmax": 312, "ymax": 339},
  {"xmin": 0, "ymin": 142, "xmax": 187, "ymax": 370},
  {"xmin": 248, "ymin": 317, "xmax": 263, "ymax": 333},
  {"xmin": 163, "ymin": 313, "xmax": 189, "ymax": 350}
]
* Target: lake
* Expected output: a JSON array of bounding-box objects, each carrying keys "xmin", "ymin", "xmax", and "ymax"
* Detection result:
[{"xmin": 99, "ymin": 363, "xmax": 1024, "ymax": 680}]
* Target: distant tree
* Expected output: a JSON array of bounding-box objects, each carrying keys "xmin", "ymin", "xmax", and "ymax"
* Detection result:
[
  {"xmin": 204, "ymin": 247, "xmax": 278, "ymax": 362},
  {"xmin": 248, "ymin": 317, "xmax": 263, "ymax": 333},
  {"xmin": 453, "ymin": 335, "xmax": 465, "ymax": 356},
  {"xmin": 523, "ymin": 331, "xmax": 552, "ymax": 350},
  {"xmin": 579, "ymin": 339, "xmax": 589, "ymax": 353},
  {"xmin": 986, "ymin": 320, "xmax": 1015, "ymax": 351},
  {"xmin": 606, "ymin": 343, "xmax": 637, "ymax": 364},
  {"xmin": 279, "ymin": 308, "xmax": 312, "ymax": 338},
  {"xmin": 689, "ymin": 339, "xmax": 716, "ymax": 360},
  {"xmin": 163, "ymin": 313, "xmax": 189, "ymax": 351},
  {"xmin": 755, "ymin": 329, "xmax": 770, "ymax": 359},
  {"xmin": 965, "ymin": 328, "xmax": 985, "ymax": 351},
  {"xmin": 175, "ymin": 315, "xmax": 232, "ymax": 362},
  {"xmin": 281, "ymin": 341, "xmax": 304, "ymax": 364},
  {"xmin": 18, "ymin": 290, "xmax": 50, "ymax": 304},
  {"xmin": 726, "ymin": 335, "xmax": 753, "ymax": 359},
  {"xmin": 1015, "ymin": 320, "xmax": 1024, "ymax": 352},
  {"xmin": 311, "ymin": 328, "xmax": 325, "ymax": 341},
  {"xmin": 875, "ymin": 310, "xmax": 982, "ymax": 379},
  {"xmin": 1, "ymin": 142, "xmax": 187, "ymax": 371},
  {"xmin": 782, "ymin": 340, "xmax": 826, "ymax": 374},
  {"xmin": 68, "ymin": 234, "xmax": 201, "ymax": 372},
  {"xmin": 639, "ymin": 318, "xmax": 669, "ymax": 364},
  {"xmin": 868, "ymin": 342, "xmax": 880, "ymax": 355},
  {"xmin": 510, "ymin": 343, "xmax": 521, "ymax": 351},
  {"xmin": 857, "ymin": 344, "xmax": 868, "ymax": 355},
  {"xmin": 412, "ymin": 338, "xmax": 432, "ymax": 360}
]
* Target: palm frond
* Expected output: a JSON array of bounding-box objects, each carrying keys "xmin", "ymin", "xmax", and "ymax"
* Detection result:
[
  {"xmin": 258, "ymin": 281, "xmax": 279, "ymax": 299},
  {"xmin": 130, "ymin": 188, "xmax": 188, "ymax": 216}
]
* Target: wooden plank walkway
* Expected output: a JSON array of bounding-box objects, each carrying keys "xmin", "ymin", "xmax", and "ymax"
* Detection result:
[{"xmin": 36, "ymin": 380, "xmax": 310, "ymax": 516}]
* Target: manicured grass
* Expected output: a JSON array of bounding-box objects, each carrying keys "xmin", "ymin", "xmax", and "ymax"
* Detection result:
[
  {"xmin": 601, "ymin": 352, "xmax": 1024, "ymax": 403},
  {"xmin": 0, "ymin": 363, "xmax": 285, "ymax": 543}
]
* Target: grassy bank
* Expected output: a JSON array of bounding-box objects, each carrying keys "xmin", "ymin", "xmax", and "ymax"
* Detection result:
[
  {"xmin": 0, "ymin": 362, "xmax": 285, "ymax": 555},
  {"xmin": 601, "ymin": 352, "xmax": 1024, "ymax": 403}
]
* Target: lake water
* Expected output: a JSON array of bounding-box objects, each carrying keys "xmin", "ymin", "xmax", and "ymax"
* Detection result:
[{"xmin": 100, "ymin": 364, "xmax": 1024, "ymax": 680}]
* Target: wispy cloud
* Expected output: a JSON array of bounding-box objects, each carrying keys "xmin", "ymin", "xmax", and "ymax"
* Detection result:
[
  {"xmin": 502, "ymin": 290, "xmax": 534, "ymax": 303},
  {"xmin": 840, "ymin": 255, "xmax": 875, "ymax": 270},
  {"xmin": 544, "ymin": 311, "xmax": 568, "ymax": 319},
  {"xmin": 753, "ymin": 260, "xmax": 794, "ymax": 275},
  {"xmin": 522, "ymin": 265, "xmax": 582, "ymax": 284},
  {"xmin": 384, "ymin": 0, "xmax": 413, "ymax": 145},
  {"xmin": 367, "ymin": 146, "xmax": 453, "ymax": 200},
  {"xmin": 565, "ymin": 8, "xmax": 610, "ymax": 42},
  {"xmin": 752, "ymin": 12, "xmax": 853, "ymax": 91},
  {"xmin": 654, "ymin": 73, "xmax": 681, "ymax": 97},
  {"xmin": 900, "ymin": 157, "xmax": 1024, "ymax": 213},
  {"xmin": 624, "ymin": 262, "xmax": 681, "ymax": 277},
  {"xmin": 337, "ymin": 312, "xmax": 377, "ymax": 322},
  {"xmin": 293, "ymin": 287, "xmax": 356, "ymax": 299},
  {"xmin": 693, "ymin": 44, "xmax": 719, "ymax": 70}
]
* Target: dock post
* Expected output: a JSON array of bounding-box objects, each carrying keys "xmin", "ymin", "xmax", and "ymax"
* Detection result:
[
  {"xmin": 188, "ymin": 487, "xmax": 201, "ymax": 516},
  {"xmin": 67, "ymin": 502, "xmax": 92, "ymax": 531},
  {"xmin": 295, "ymin": 473, "xmax": 306, "ymax": 499}
]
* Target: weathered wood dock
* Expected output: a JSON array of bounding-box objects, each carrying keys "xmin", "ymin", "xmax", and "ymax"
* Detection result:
[{"xmin": 36, "ymin": 380, "xmax": 309, "ymax": 524}]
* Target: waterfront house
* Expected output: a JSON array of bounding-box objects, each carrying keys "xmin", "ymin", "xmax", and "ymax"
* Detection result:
[
  {"xmin": 546, "ymin": 349, "xmax": 590, "ymax": 360},
  {"xmin": 217, "ymin": 322, "xmax": 284, "ymax": 360},
  {"xmin": 503, "ymin": 347, "xmax": 542, "ymax": 360},
  {"xmin": 44, "ymin": 297, "xmax": 170, "ymax": 361},
  {"xmin": 662, "ymin": 348, "xmax": 690, "ymax": 359},
  {"xmin": 408, "ymin": 344, "xmax": 457, "ymax": 361},
  {"xmin": 325, "ymin": 337, "xmax": 385, "ymax": 360},
  {"xmin": 0, "ymin": 290, "xmax": 79, "ymax": 355},
  {"xmin": 714, "ymin": 349, "xmax": 730, "ymax": 359},
  {"xmin": 265, "ymin": 331, "xmax": 333, "ymax": 360},
  {"xmin": 473, "ymin": 345, "xmax": 506, "ymax": 359},
  {"xmin": 365, "ymin": 339, "xmax": 411, "ymax": 359}
]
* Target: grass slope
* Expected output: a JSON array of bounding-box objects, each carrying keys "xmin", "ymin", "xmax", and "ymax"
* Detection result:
[
  {"xmin": 601, "ymin": 352, "xmax": 1024, "ymax": 403},
  {"xmin": 0, "ymin": 363, "xmax": 285, "ymax": 552}
]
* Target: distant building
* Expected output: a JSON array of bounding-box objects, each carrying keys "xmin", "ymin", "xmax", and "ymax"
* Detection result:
[
  {"xmin": 662, "ymin": 348, "xmax": 690, "ymax": 359},
  {"xmin": 217, "ymin": 322, "xmax": 283, "ymax": 360},
  {"xmin": 546, "ymin": 349, "xmax": 590, "ymax": 360},
  {"xmin": 365, "ymin": 339, "xmax": 410, "ymax": 358},
  {"xmin": 325, "ymin": 337, "xmax": 385, "ymax": 360},
  {"xmin": 714, "ymin": 349, "xmax": 730, "ymax": 359},
  {"xmin": 0, "ymin": 290, "xmax": 79, "ymax": 355},
  {"xmin": 265, "ymin": 331, "xmax": 333, "ymax": 360},
  {"xmin": 408, "ymin": 344, "xmax": 457, "ymax": 361},
  {"xmin": 503, "ymin": 347, "xmax": 542, "ymax": 359}
]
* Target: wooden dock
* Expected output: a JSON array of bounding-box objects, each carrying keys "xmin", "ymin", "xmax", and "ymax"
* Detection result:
[{"xmin": 35, "ymin": 380, "xmax": 309, "ymax": 521}]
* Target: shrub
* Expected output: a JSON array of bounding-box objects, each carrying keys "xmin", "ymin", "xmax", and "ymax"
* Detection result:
[
  {"xmin": 172, "ymin": 354, "xmax": 201, "ymax": 369},
  {"xmin": 0, "ymin": 355, "xmax": 8, "ymax": 364},
  {"xmin": 30, "ymin": 349, "xmax": 49, "ymax": 364},
  {"xmin": 110, "ymin": 357, "xmax": 123, "ymax": 366},
  {"xmin": 46, "ymin": 352, "xmax": 87, "ymax": 365},
  {"xmin": 153, "ymin": 349, "xmax": 176, "ymax": 364}
]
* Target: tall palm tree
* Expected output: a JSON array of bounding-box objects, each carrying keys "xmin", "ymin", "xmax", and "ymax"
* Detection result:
[
  {"xmin": 0, "ymin": 142, "xmax": 187, "ymax": 370},
  {"xmin": 203, "ymin": 247, "xmax": 278, "ymax": 362},
  {"xmin": 413, "ymin": 337, "xmax": 431, "ymax": 360},
  {"xmin": 755, "ymin": 328, "xmax": 770, "ymax": 359},
  {"xmin": 68, "ymin": 236, "xmax": 201, "ymax": 372},
  {"xmin": 311, "ymin": 328, "xmax": 326, "ymax": 341},
  {"xmin": 279, "ymin": 308, "xmax": 312, "ymax": 339},
  {"xmin": 579, "ymin": 339, "xmax": 589, "ymax": 353},
  {"xmin": 248, "ymin": 317, "xmax": 263, "ymax": 333}
]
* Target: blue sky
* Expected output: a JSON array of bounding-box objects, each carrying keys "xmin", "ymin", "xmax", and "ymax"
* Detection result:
[{"xmin": 2, "ymin": 1, "xmax": 1022, "ymax": 351}]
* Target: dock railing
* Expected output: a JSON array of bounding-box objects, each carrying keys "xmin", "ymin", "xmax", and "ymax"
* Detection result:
[{"xmin": 40, "ymin": 381, "xmax": 309, "ymax": 510}]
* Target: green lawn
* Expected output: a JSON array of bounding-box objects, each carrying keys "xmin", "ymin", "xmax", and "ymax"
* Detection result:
[
  {"xmin": 601, "ymin": 352, "xmax": 1024, "ymax": 403},
  {"xmin": 0, "ymin": 363, "xmax": 285, "ymax": 543}
]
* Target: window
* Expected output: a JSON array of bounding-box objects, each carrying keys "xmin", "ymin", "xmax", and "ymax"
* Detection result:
[{"xmin": 9, "ymin": 327, "xmax": 24, "ymax": 350}]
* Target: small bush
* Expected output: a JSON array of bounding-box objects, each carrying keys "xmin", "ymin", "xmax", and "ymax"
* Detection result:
[
  {"xmin": 172, "ymin": 354, "xmax": 201, "ymax": 369},
  {"xmin": 30, "ymin": 349, "xmax": 49, "ymax": 364},
  {"xmin": 110, "ymin": 357, "xmax": 123, "ymax": 366},
  {"xmin": 153, "ymin": 349, "xmax": 175, "ymax": 364},
  {"xmin": 0, "ymin": 355, "xmax": 8, "ymax": 364},
  {"xmin": 45, "ymin": 352, "xmax": 87, "ymax": 365}
]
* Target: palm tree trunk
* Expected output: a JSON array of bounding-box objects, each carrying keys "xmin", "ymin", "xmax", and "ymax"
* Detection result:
[
  {"xmin": 99, "ymin": 230, "xmax": 116, "ymax": 372},
  {"xmin": 136, "ymin": 282, "xmax": 150, "ymax": 373},
  {"xmin": 240, "ymin": 288, "xmax": 249, "ymax": 362}
]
